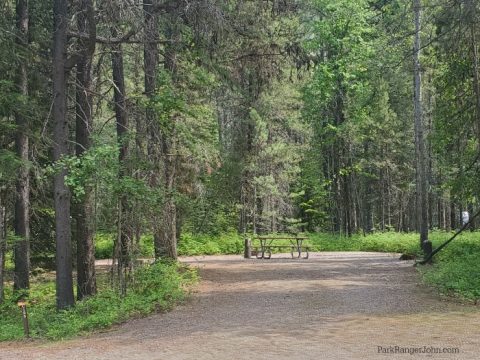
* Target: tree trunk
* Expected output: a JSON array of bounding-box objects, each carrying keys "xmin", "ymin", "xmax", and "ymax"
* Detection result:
[
  {"xmin": 413, "ymin": 0, "xmax": 430, "ymax": 253},
  {"xmin": 380, "ymin": 168, "xmax": 385, "ymax": 231},
  {"xmin": 13, "ymin": 0, "xmax": 30, "ymax": 292},
  {"xmin": 53, "ymin": 0, "xmax": 75, "ymax": 310},
  {"xmin": 445, "ymin": 196, "xmax": 451, "ymax": 231},
  {"xmin": 75, "ymin": 0, "xmax": 96, "ymax": 300},
  {"xmin": 0, "ymin": 195, "xmax": 6, "ymax": 304},
  {"xmin": 161, "ymin": 6, "xmax": 180, "ymax": 259},
  {"xmin": 144, "ymin": 0, "xmax": 178, "ymax": 259},
  {"xmin": 112, "ymin": 37, "xmax": 132, "ymax": 295},
  {"xmin": 467, "ymin": 0, "xmax": 480, "ymax": 170},
  {"xmin": 437, "ymin": 196, "xmax": 442, "ymax": 230},
  {"xmin": 144, "ymin": 0, "xmax": 165, "ymax": 258},
  {"xmin": 450, "ymin": 201, "xmax": 456, "ymax": 230}
]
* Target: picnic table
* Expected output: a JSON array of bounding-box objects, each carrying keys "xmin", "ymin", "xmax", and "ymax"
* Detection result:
[{"xmin": 244, "ymin": 236, "xmax": 309, "ymax": 259}]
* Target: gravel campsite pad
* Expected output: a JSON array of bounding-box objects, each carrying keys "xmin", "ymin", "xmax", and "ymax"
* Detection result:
[{"xmin": 1, "ymin": 252, "xmax": 479, "ymax": 360}]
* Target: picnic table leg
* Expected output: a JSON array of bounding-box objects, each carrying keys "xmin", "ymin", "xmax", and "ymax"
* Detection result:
[
  {"xmin": 256, "ymin": 240, "xmax": 265, "ymax": 259},
  {"xmin": 296, "ymin": 240, "xmax": 302, "ymax": 258},
  {"xmin": 264, "ymin": 247, "xmax": 272, "ymax": 259}
]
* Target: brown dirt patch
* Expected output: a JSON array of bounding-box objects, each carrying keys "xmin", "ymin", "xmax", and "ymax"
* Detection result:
[{"xmin": 1, "ymin": 252, "xmax": 478, "ymax": 359}]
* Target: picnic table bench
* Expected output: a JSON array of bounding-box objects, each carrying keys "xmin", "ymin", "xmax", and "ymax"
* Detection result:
[{"xmin": 244, "ymin": 236, "xmax": 309, "ymax": 259}]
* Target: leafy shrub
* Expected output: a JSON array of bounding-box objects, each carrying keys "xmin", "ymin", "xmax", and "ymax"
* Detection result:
[
  {"xmin": 0, "ymin": 261, "xmax": 197, "ymax": 341},
  {"xmin": 177, "ymin": 232, "xmax": 243, "ymax": 256},
  {"xmin": 95, "ymin": 233, "xmax": 155, "ymax": 259},
  {"xmin": 420, "ymin": 232, "xmax": 480, "ymax": 301}
]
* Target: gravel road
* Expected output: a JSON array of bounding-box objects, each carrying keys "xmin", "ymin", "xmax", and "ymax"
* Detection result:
[{"xmin": 1, "ymin": 252, "xmax": 479, "ymax": 360}]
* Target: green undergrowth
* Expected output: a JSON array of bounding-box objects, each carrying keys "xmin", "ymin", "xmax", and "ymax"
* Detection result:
[
  {"xmin": 0, "ymin": 261, "xmax": 197, "ymax": 341},
  {"xmin": 177, "ymin": 232, "xmax": 244, "ymax": 255},
  {"xmin": 419, "ymin": 233, "xmax": 480, "ymax": 302},
  {"xmin": 307, "ymin": 232, "xmax": 422, "ymax": 255},
  {"xmin": 95, "ymin": 232, "xmax": 155, "ymax": 259},
  {"xmin": 95, "ymin": 230, "xmax": 479, "ymax": 303},
  {"xmin": 95, "ymin": 232, "xmax": 245, "ymax": 259}
]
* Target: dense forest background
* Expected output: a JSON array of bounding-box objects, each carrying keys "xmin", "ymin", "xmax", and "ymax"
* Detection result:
[{"xmin": 1, "ymin": 0, "xmax": 479, "ymax": 309}]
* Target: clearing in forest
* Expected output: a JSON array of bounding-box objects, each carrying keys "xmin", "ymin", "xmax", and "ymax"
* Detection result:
[{"xmin": 1, "ymin": 252, "xmax": 479, "ymax": 360}]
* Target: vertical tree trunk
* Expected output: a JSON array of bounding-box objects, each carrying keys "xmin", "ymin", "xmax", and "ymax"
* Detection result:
[
  {"xmin": 437, "ymin": 197, "xmax": 442, "ymax": 230},
  {"xmin": 145, "ymin": 0, "xmax": 178, "ymax": 259},
  {"xmin": 331, "ymin": 149, "xmax": 340, "ymax": 233},
  {"xmin": 14, "ymin": 0, "xmax": 30, "ymax": 291},
  {"xmin": 450, "ymin": 201, "xmax": 456, "ymax": 230},
  {"xmin": 363, "ymin": 142, "xmax": 373, "ymax": 233},
  {"xmin": 413, "ymin": 0, "xmax": 430, "ymax": 253},
  {"xmin": 380, "ymin": 168, "xmax": 385, "ymax": 231},
  {"xmin": 445, "ymin": 196, "xmax": 451, "ymax": 231},
  {"xmin": 469, "ymin": 0, "xmax": 480, "ymax": 146},
  {"xmin": 343, "ymin": 171, "xmax": 352, "ymax": 237},
  {"xmin": 144, "ymin": 0, "xmax": 163, "ymax": 258},
  {"xmin": 112, "ymin": 37, "xmax": 132, "ymax": 296},
  {"xmin": 0, "ymin": 194, "xmax": 5, "ymax": 304},
  {"xmin": 161, "ymin": 8, "xmax": 180, "ymax": 259},
  {"xmin": 75, "ymin": 0, "xmax": 96, "ymax": 300},
  {"xmin": 53, "ymin": 0, "xmax": 75, "ymax": 310},
  {"xmin": 386, "ymin": 166, "xmax": 392, "ymax": 229}
]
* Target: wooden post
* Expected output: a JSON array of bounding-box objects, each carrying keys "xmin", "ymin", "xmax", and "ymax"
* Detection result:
[
  {"xmin": 244, "ymin": 238, "xmax": 251, "ymax": 259},
  {"xmin": 17, "ymin": 301, "xmax": 29, "ymax": 338}
]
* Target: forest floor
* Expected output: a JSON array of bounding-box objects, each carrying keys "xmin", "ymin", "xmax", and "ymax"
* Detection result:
[{"xmin": 1, "ymin": 252, "xmax": 479, "ymax": 360}]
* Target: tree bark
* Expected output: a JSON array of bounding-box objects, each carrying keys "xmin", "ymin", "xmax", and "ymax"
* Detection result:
[
  {"xmin": 13, "ymin": 0, "xmax": 30, "ymax": 292},
  {"xmin": 0, "ymin": 194, "xmax": 6, "ymax": 304},
  {"xmin": 450, "ymin": 201, "xmax": 457, "ymax": 230},
  {"xmin": 144, "ymin": 0, "xmax": 162, "ymax": 258},
  {"xmin": 413, "ymin": 0, "xmax": 430, "ymax": 253},
  {"xmin": 160, "ymin": 11, "xmax": 182, "ymax": 258},
  {"xmin": 53, "ymin": 0, "xmax": 75, "ymax": 310},
  {"xmin": 75, "ymin": 0, "xmax": 96, "ymax": 300},
  {"xmin": 469, "ymin": 0, "xmax": 480, "ymax": 148},
  {"xmin": 144, "ymin": 0, "xmax": 178, "ymax": 259},
  {"xmin": 111, "ymin": 35, "xmax": 133, "ymax": 295}
]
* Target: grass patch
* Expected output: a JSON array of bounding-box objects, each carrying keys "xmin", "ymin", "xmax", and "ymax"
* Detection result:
[
  {"xmin": 178, "ymin": 232, "xmax": 244, "ymax": 255},
  {"xmin": 307, "ymin": 232, "xmax": 422, "ymax": 255},
  {"xmin": 0, "ymin": 261, "xmax": 197, "ymax": 341},
  {"xmin": 419, "ymin": 232, "xmax": 480, "ymax": 302}
]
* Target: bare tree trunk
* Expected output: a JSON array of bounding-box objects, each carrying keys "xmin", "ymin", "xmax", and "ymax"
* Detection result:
[
  {"xmin": 75, "ymin": 0, "xmax": 96, "ymax": 300},
  {"xmin": 469, "ymin": 0, "xmax": 480, "ymax": 147},
  {"xmin": 450, "ymin": 201, "xmax": 457, "ymax": 230},
  {"xmin": 0, "ymin": 194, "xmax": 6, "ymax": 304},
  {"xmin": 362, "ymin": 143, "xmax": 373, "ymax": 233},
  {"xmin": 161, "ymin": 7, "xmax": 180, "ymax": 259},
  {"xmin": 445, "ymin": 196, "xmax": 451, "ymax": 231},
  {"xmin": 413, "ymin": 0, "xmax": 430, "ymax": 253},
  {"xmin": 386, "ymin": 165, "xmax": 392, "ymax": 229},
  {"xmin": 437, "ymin": 196, "xmax": 442, "ymax": 230},
  {"xmin": 13, "ymin": 0, "xmax": 30, "ymax": 292},
  {"xmin": 144, "ymin": 0, "xmax": 164, "ymax": 259},
  {"xmin": 331, "ymin": 149, "xmax": 340, "ymax": 233},
  {"xmin": 112, "ymin": 37, "xmax": 132, "ymax": 296},
  {"xmin": 144, "ymin": 0, "xmax": 179, "ymax": 259},
  {"xmin": 53, "ymin": 0, "xmax": 75, "ymax": 310},
  {"xmin": 381, "ymin": 168, "xmax": 385, "ymax": 231}
]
